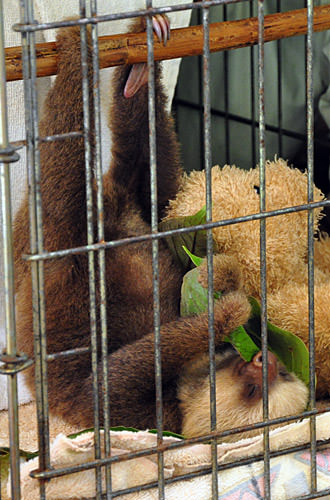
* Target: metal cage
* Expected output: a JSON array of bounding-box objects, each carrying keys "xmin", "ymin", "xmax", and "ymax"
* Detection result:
[{"xmin": 1, "ymin": 0, "xmax": 330, "ymax": 499}]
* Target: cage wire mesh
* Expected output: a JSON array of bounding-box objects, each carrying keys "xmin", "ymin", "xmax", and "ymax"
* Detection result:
[{"xmin": 0, "ymin": 0, "xmax": 330, "ymax": 499}]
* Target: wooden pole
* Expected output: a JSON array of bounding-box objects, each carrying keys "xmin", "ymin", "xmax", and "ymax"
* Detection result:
[{"xmin": 5, "ymin": 5, "xmax": 330, "ymax": 82}]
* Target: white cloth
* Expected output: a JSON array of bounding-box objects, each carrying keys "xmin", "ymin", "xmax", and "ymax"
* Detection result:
[
  {"xmin": 0, "ymin": 0, "xmax": 191, "ymax": 410},
  {"xmin": 12, "ymin": 412, "xmax": 330, "ymax": 500}
]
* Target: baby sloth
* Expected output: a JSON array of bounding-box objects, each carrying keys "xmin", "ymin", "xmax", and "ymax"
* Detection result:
[
  {"xmin": 13, "ymin": 14, "xmax": 309, "ymax": 441},
  {"xmin": 178, "ymin": 347, "xmax": 308, "ymax": 441}
]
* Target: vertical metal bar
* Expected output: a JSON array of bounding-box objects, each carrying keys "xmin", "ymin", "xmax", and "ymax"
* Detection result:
[
  {"xmin": 145, "ymin": 4, "xmax": 164, "ymax": 498},
  {"xmin": 79, "ymin": 1, "xmax": 102, "ymax": 497},
  {"xmin": 306, "ymin": 0, "xmax": 317, "ymax": 494},
  {"xmin": 90, "ymin": 0, "xmax": 112, "ymax": 496},
  {"xmin": 197, "ymin": 9, "xmax": 204, "ymax": 172},
  {"xmin": 19, "ymin": 1, "xmax": 50, "ymax": 498},
  {"xmin": 202, "ymin": 3, "xmax": 218, "ymax": 499},
  {"xmin": 276, "ymin": 0, "xmax": 283, "ymax": 157},
  {"xmin": 250, "ymin": 0, "xmax": 256, "ymax": 167},
  {"xmin": 223, "ymin": 4, "xmax": 230, "ymax": 165},
  {"xmin": 0, "ymin": 2, "xmax": 20, "ymax": 498},
  {"xmin": 258, "ymin": 1, "xmax": 270, "ymax": 498}
]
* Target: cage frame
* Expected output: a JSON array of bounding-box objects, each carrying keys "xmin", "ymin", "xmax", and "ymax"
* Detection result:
[{"xmin": 1, "ymin": 1, "xmax": 330, "ymax": 499}]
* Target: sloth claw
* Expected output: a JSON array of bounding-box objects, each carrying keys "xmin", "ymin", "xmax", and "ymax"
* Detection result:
[{"xmin": 152, "ymin": 14, "xmax": 170, "ymax": 46}]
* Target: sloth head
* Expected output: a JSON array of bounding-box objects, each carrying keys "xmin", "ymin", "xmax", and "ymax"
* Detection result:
[{"xmin": 178, "ymin": 347, "xmax": 308, "ymax": 442}]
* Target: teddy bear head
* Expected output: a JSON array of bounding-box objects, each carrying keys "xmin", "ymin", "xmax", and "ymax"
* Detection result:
[{"xmin": 165, "ymin": 158, "xmax": 325, "ymax": 297}]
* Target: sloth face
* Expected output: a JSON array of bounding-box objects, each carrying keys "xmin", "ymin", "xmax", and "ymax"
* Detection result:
[{"xmin": 178, "ymin": 348, "xmax": 308, "ymax": 442}]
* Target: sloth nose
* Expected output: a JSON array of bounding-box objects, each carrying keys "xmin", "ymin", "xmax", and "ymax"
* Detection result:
[{"xmin": 251, "ymin": 350, "xmax": 278, "ymax": 386}]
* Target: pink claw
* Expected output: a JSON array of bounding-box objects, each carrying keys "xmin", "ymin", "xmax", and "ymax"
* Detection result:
[{"xmin": 152, "ymin": 14, "xmax": 170, "ymax": 46}]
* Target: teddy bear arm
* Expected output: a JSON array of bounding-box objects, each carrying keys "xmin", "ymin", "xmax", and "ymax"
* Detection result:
[
  {"xmin": 198, "ymin": 254, "xmax": 242, "ymax": 294},
  {"xmin": 314, "ymin": 234, "xmax": 330, "ymax": 276}
]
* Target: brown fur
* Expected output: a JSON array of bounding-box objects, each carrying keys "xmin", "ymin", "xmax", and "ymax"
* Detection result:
[{"xmin": 13, "ymin": 20, "xmax": 252, "ymax": 433}]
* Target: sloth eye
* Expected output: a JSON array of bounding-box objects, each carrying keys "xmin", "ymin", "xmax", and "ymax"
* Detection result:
[
  {"xmin": 279, "ymin": 369, "xmax": 294, "ymax": 381},
  {"xmin": 253, "ymin": 185, "xmax": 260, "ymax": 195},
  {"xmin": 247, "ymin": 384, "xmax": 257, "ymax": 398}
]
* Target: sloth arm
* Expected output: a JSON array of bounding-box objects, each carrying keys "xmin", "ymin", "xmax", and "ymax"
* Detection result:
[{"xmin": 68, "ymin": 291, "xmax": 251, "ymax": 429}]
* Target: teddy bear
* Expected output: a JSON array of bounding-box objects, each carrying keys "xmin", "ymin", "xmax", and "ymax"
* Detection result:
[{"xmin": 163, "ymin": 157, "xmax": 330, "ymax": 399}]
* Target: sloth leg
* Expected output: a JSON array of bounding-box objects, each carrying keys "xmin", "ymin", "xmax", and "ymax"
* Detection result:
[
  {"xmin": 124, "ymin": 15, "xmax": 171, "ymax": 98},
  {"xmin": 108, "ymin": 14, "xmax": 182, "ymax": 222}
]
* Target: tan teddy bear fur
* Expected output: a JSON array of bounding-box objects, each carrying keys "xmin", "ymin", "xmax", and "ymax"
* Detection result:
[{"xmin": 165, "ymin": 158, "xmax": 330, "ymax": 398}]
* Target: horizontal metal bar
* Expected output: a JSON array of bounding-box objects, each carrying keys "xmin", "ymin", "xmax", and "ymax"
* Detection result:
[
  {"xmin": 0, "ymin": 144, "xmax": 20, "ymax": 163},
  {"xmin": 29, "ymin": 435, "xmax": 330, "ymax": 498},
  {"xmin": 293, "ymin": 490, "xmax": 330, "ymax": 500},
  {"xmin": 0, "ymin": 350, "xmax": 34, "ymax": 374},
  {"xmin": 11, "ymin": 132, "xmax": 83, "ymax": 150},
  {"xmin": 106, "ymin": 439, "xmax": 330, "ymax": 499},
  {"xmin": 30, "ymin": 406, "xmax": 330, "ymax": 480},
  {"xmin": 39, "ymin": 131, "xmax": 83, "ymax": 143},
  {"xmin": 12, "ymin": 0, "xmax": 249, "ymax": 33},
  {"xmin": 12, "ymin": 105, "xmax": 330, "ymax": 151},
  {"xmin": 11, "ymin": 102, "xmax": 330, "ymax": 153},
  {"xmin": 175, "ymin": 97, "xmax": 330, "ymax": 150},
  {"xmin": 46, "ymin": 346, "xmax": 90, "ymax": 362},
  {"xmin": 22, "ymin": 198, "xmax": 330, "ymax": 261},
  {"xmin": 36, "ymin": 437, "xmax": 330, "ymax": 500}
]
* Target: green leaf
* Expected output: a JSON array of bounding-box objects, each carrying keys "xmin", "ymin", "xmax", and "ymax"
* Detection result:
[
  {"xmin": 245, "ymin": 297, "xmax": 310, "ymax": 386},
  {"xmin": 67, "ymin": 427, "xmax": 104, "ymax": 439},
  {"xmin": 180, "ymin": 272, "xmax": 310, "ymax": 385},
  {"xmin": 224, "ymin": 325, "xmax": 260, "ymax": 362},
  {"xmin": 0, "ymin": 447, "xmax": 38, "ymax": 487},
  {"xmin": 68, "ymin": 427, "xmax": 184, "ymax": 440},
  {"xmin": 159, "ymin": 206, "xmax": 217, "ymax": 272},
  {"xmin": 180, "ymin": 264, "xmax": 223, "ymax": 317},
  {"xmin": 182, "ymin": 246, "xmax": 204, "ymax": 267},
  {"xmin": 68, "ymin": 427, "xmax": 142, "ymax": 440},
  {"xmin": 146, "ymin": 429, "xmax": 184, "ymax": 439},
  {"xmin": 0, "ymin": 448, "xmax": 10, "ymax": 486},
  {"xmin": 180, "ymin": 267, "xmax": 209, "ymax": 317}
]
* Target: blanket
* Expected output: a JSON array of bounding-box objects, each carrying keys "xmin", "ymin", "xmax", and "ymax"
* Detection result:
[{"xmin": 1, "ymin": 402, "xmax": 330, "ymax": 500}]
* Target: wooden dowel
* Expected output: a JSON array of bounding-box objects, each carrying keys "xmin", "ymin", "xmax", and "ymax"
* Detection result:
[{"xmin": 5, "ymin": 5, "xmax": 330, "ymax": 82}]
